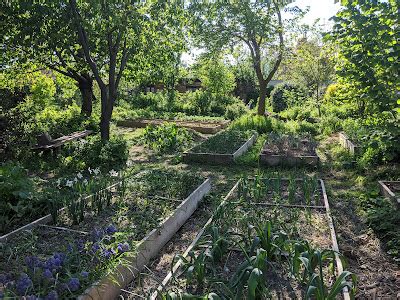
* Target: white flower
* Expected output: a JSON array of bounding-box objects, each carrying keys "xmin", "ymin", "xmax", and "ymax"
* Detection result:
[
  {"xmin": 74, "ymin": 177, "xmax": 78, "ymax": 183},
  {"xmin": 109, "ymin": 169, "xmax": 118, "ymax": 177},
  {"xmin": 83, "ymin": 179, "xmax": 88, "ymax": 185},
  {"xmin": 93, "ymin": 168, "xmax": 100, "ymax": 175},
  {"xmin": 88, "ymin": 167, "xmax": 93, "ymax": 174},
  {"xmin": 77, "ymin": 173, "xmax": 83, "ymax": 179},
  {"xmin": 56, "ymin": 179, "xmax": 61, "ymax": 187},
  {"xmin": 65, "ymin": 180, "xmax": 74, "ymax": 187}
]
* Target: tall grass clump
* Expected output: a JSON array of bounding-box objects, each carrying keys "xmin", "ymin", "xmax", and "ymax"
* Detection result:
[{"xmin": 230, "ymin": 114, "xmax": 272, "ymax": 134}]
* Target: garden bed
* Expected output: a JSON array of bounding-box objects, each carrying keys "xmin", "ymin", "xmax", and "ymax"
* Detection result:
[
  {"xmin": 183, "ymin": 130, "xmax": 257, "ymax": 164},
  {"xmin": 0, "ymin": 170, "xmax": 211, "ymax": 299},
  {"xmin": 137, "ymin": 177, "xmax": 353, "ymax": 299},
  {"xmin": 338, "ymin": 132, "xmax": 360, "ymax": 155},
  {"xmin": 378, "ymin": 180, "xmax": 400, "ymax": 207},
  {"xmin": 117, "ymin": 118, "xmax": 230, "ymax": 134},
  {"xmin": 260, "ymin": 134, "xmax": 319, "ymax": 167}
]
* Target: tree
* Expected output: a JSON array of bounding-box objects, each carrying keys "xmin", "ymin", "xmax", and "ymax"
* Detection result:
[
  {"xmin": 282, "ymin": 38, "xmax": 335, "ymax": 116},
  {"xmin": 188, "ymin": 0, "xmax": 298, "ymax": 115},
  {"xmin": 68, "ymin": 0, "xmax": 185, "ymax": 140},
  {"xmin": 1, "ymin": 2, "xmax": 95, "ymax": 116},
  {"xmin": 329, "ymin": 0, "xmax": 399, "ymax": 115}
]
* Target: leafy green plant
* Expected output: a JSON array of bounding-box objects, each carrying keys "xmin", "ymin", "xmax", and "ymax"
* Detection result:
[
  {"xmin": 190, "ymin": 129, "xmax": 254, "ymax": 154},
  {"xmin": 230, "ymin": 114, "xmax": 272, "ymax": 134},
  {"xmin": 270, "ymin": 83, "xmax": 307, "ymax": 113},
  {"xmin": 141, "ymin": 123, "xmax": 193, "ymax": 154}
]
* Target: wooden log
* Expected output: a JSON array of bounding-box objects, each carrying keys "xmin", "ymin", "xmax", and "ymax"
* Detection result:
[{"xmin": 378, "ymin": 180, "xmax": 400, "ymax": 208}]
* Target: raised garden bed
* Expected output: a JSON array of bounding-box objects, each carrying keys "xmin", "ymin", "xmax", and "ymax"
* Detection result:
[
  {"xmin": 378, "ymin": 180, "xmax": 400, "ymax": 207},
  {"xmin": 260, "ymin": 134, "xmax": 319, "ymax": 167},
  {"xmin": 0, "ymin": 170, "xmax": 211, "ymax": 299},
  {"xmin": 117, "ymin": 118, "xmax": 230, "ymax": 134},
  {"xmin": 183, "ymin": 130, "xmax": 257, "ymax": 164},
  {"xmin": 147, "ymin": 177, "xmax": 353, "ymax": 299},
  {"xmin": 338, "ymin": 132, "xmax": 360, "ymax": 155}
]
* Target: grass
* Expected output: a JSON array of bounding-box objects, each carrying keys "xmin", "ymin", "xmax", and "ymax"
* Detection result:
[{"xmin": 189, "ymin": 129, "xmax": 254, "ymax": 154}]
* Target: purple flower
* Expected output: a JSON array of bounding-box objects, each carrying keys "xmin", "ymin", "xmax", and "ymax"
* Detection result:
[
  {"xmin": 91, "ymin": 228, "xmax": 103, "ymax": 241},
  {"xmin": 57, "ymin": 283, "xmax": 69, "ymax": 293},
  {"xmin": 16, "ymin": 273, "xmax": 33, "ymax": 296},
  {"xmin": 91, "ymin": 243, "xmax": 100, "ymax": 252},
  {"xmin": 67, "ymin": 244, "xmax": 74, "ymax": 253},
  {"xmin": 44, "ymin": 290, "xmax": 58, "ymax": 300},
  {"xmin": 80, "ymin": 271, "xmax": 89, "ymax": 278},
  {"xmin": 43, "ymin": 269, "xmax": 53, "ymax": 279},
  {"xmin": 105, "ymin": 224, "xmax": 117, "ymax": 235},
  {"xmin": 117, "ymin": 242, "xmax": 130, "ymax": 253},
  {"xmin": 102, "ymin": 249, "xmax": 112, "ymax": 259},
  {"xmin": 68, "ymin": 277, "xmax": 80, "ymax": 292},
  {"xmin": 53, "ymin": 253, "xmax": 66, "ymax": 264},
  {"xmin": 0, "ymin": 291, "xmax": 3, "ymax": 299},
  {"xmin": 76, "ymin": 239, "xmax": 85, "ymax": 252},
  {"xmin": 0, "ymin": 273, "xmax": 7, "ymax": 284},
  {"xmin": 25, "ymin": 256, "xmax": 40, "ymax": 270}
]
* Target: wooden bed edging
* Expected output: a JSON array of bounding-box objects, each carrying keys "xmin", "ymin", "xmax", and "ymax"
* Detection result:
[
  {"xmin": 378, "ymin": 180, "xmax": 400, "ymax": 207},
  {"xmin": 150, "ymin": 180, "xmax": 240, "ymax": 300},
  {"xmin": 338, "ymin": 132, "xmax": 360, "ymax": 156},
  {"xmin": 0, "ymin": 181, "xmax": 121, "ymax": 243},
  {"xmin": 117, "ymin": 119, "xmax": 230, "ymax": 134},
  {"xmin": 78, "ymin": 178, "xmax": 212, "ymax": 300},
  {"xmin": 183, "ymin": 132, "xmax": 258, "ymax": 164},
  {"xmin": 152, "ymin": 179, "xmax": 351, "ymax": 300}
]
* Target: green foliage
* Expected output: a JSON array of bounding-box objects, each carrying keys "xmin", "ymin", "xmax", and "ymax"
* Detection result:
[
  {"xmin": 329, "ymin": 0, "xmax": 399, "ymax": 115},
  {"xmin": 141, "ymin": 123, "xmax": 193, "ymax": 154},
  {"xmin": 0, "ymin": 162, "xmax": 46, "ymax": 234},
  {"xmin": 191, "ymin": 129, "xmax": 254, "ymax": 154},
  {"xmin": 230, "ymin": 114, "xmax": 272, "ymax": 134},
  {"xmin": 195, "ymin": 55, "xmax": 236, "ymax": 96},
  {"xmin": 270, "ymin": 83, "xmax": 307, "ymax": 113},
  {"xmin": 224, "ymin": 102, "xmax": 248, "ymax": 120},
  {"xmin": 62, "ymin": 136, "xmax": 128, "ymax": 172}
]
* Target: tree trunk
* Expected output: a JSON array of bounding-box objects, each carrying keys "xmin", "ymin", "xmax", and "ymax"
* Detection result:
[
  {"xmin": 99, "ymin": 86, "xmax": 117, "ymax": 141},
  {"xmin": 77, "ymin": 74, "xmax": 94, "ymax": 116},
  {"xmin": 258, "ymin": 81, "xmax": 267, "ymax": 116}
]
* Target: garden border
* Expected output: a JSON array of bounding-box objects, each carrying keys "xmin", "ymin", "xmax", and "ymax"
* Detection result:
[
  {"xmin": 183, "ymin": 132, "xmax": 258, "ymax": 164},
  {"xmin": 338, "ymin": 132, "xmax": 360, "ymax": 156},
  {"xmin": 0, "ymin": 181, "xmax": 121, "ymax": 243},
  {"xmin": 78, "ymin": 178, "xmax": 212, "ymax": 300},
  {"xmin": 378, "ymin": 180, "xmax": 400, "ymax": 207},
  {"xmin": 151, "ymin": 178, "xmax": 351, "ymax": 300},
  {"xmin": 117, "ymin": 118, "xmax": 230, "ymax": 134}
]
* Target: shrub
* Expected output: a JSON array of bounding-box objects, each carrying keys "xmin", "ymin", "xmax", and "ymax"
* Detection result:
[
  {"xmin": 0, "ymin": 162, "xmax": 46, "ymax": 234},
  {"xmin": 141, "ymin": 123, "xmax": 193, "ymax": 154},
  {"xmin": 63, "ymin": 135, "xmax": 128, "ymax": 172},
  {"xmin": 270, "ymin": 83, "xmax": 307, "ymax": 113},
  {"xmin": 224, "ymin": 101, "xmax": 248, "ymax": 120},
  {"xmin": 230, "ymin": 114, "xmax": 272, "ymax": 134}
]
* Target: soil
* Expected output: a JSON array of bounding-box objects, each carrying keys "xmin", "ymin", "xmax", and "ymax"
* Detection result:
[
  {"xmin": 385, "ymin": 181, "xmax": 400, "ymax": 195},
  {"xmin": 262, "ymin": 138, "xmax": 317, "ymax": 157}
]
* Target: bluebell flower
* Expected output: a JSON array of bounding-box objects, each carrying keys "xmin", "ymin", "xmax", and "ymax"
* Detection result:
[
  {"xmin": 25, "ymin": 256, "xmax": 40, "ymax": 270},
  {"xmin": 80, "ymin": 271, "xmax": 89, "ymax": 278},
  {"xmin": 101, "ymin": 249, "xmax": 113, "ymax": 259},
  {"xmin": 0, "ymin": 273, "xmax": 7, "ymax": 284},
  {"xmin": 43, "ymin": 269, "xmax": 53, "ymax": 279},
  {"xmin": 68, "ymin": 277, "xmax": 80, "ymax": 292},
  {"xmin": 117, "ymin": 242, "xmax": 130, "ymax": 253},
  {"xmin": 53, "ymin": 252, "xmax": 66, "ymax": 264},
  {"xmin": 67, "ymin": 244, "xmax": 74, "ymax": 253},
  {"xmin": 16, "ymin": 273, "xmax": 33, "ymax": 296},
  {"xmin": 105, "ymin": 224, "xmax": 117, "ymax": 235},
  {"xmin": 44, "ymin": 290, "xmax": 58, "ymax": 300},
  {"xmin": 76, "ymin": 239, "xmax": 85, "ymax": 252},
  {"xmin": 91, "ymin": 228, "xmax": 103, "ymax": 241},
  {"xmin": 91, "ymin": 243, "xmax": 100, "ymax": 252}
]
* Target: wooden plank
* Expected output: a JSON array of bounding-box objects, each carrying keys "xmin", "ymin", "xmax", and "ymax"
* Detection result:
[
  {"xmin": 338, "ymin": 132, "xmax": 360, "ymax": 155},
  {"xmin": 320, "ymin": 179, "xmax": 351, "ymax": 300},
  {"xmin": 378, "ymin": 180, "xmax": 400, "ymax": 207},
  {"xmin": 150, "ymin": 180, "xmax": 240, "ymax": 299},
  {"xmin": 233, "ymin": 132, "xmax": 258, "ymax": 159}
]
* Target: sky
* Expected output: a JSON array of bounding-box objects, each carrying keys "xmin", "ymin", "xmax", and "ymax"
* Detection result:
[{"xmin": 181, "ymin": 1, "xmax": 342, "ymax": 65}]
